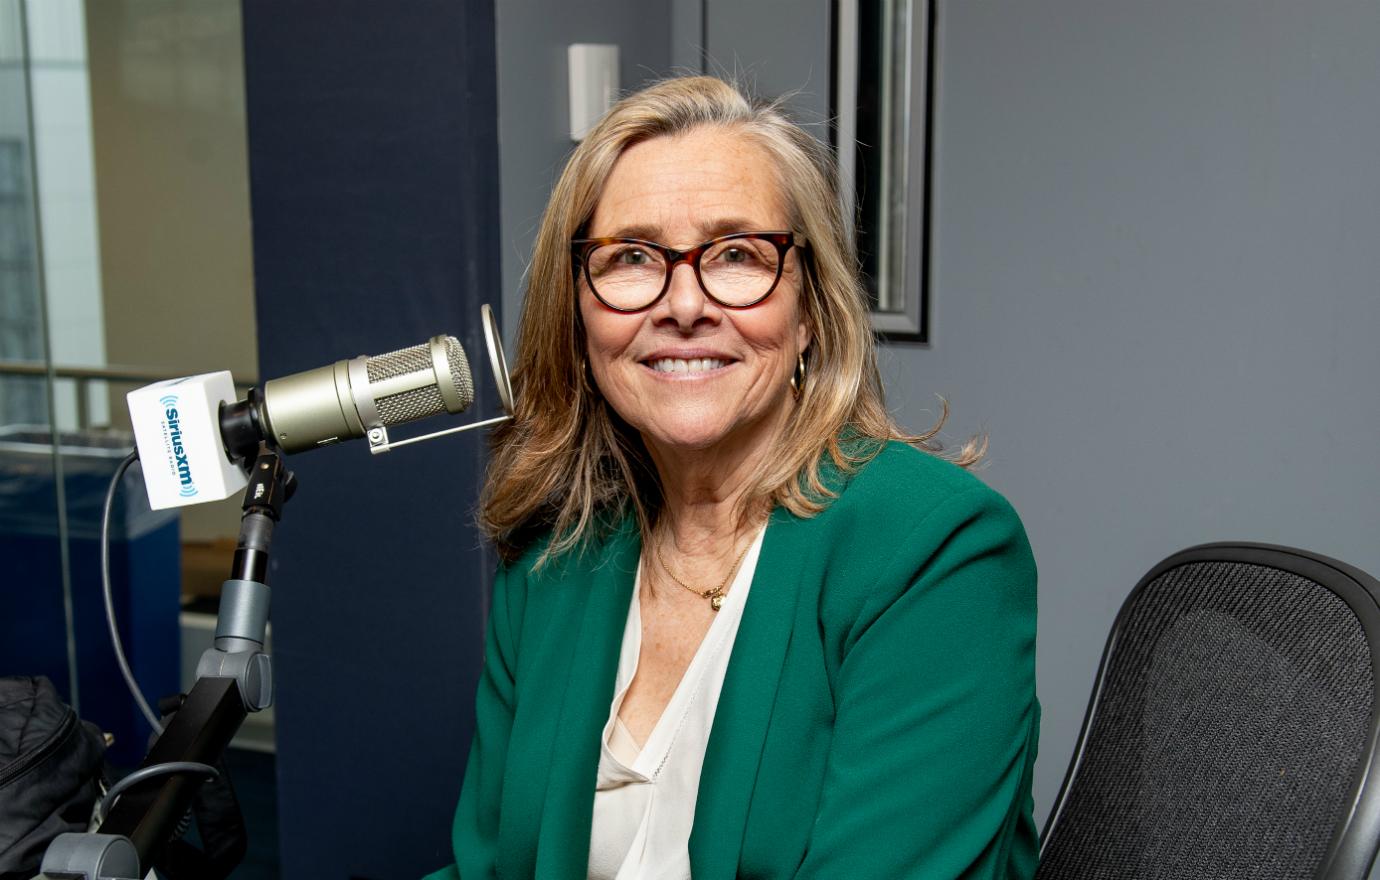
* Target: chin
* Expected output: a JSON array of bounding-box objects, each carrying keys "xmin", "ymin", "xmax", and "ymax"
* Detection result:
[
  {"xmin": 628, "ymin": 391, "xmax": 791, "ymax": 456},
  {"xmin": 637, "ymin": 411, "xmax": 740, "ymax": 453},
  {"xmin": 645, "ymin": 424, "xmax": 732, "ymax": 452}
]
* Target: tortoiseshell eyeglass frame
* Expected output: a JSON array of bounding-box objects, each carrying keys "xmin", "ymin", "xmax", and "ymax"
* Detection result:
[{"xmin": 569, "ymin": 231, "xmax": 809, "ymax": 313}]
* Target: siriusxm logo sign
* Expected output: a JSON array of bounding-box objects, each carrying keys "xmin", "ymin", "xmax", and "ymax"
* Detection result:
[
  {"xmin": 161, "ymin": 394, "xmax": 198, "ymax": 498},
  {"xmin": 127, "ymin": 372, "xmax": 244, "ymax": 510}
]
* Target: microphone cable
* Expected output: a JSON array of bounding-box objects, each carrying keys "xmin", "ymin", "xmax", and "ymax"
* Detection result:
[
  {"xmin": 97, "ymin": 461, "xmax": 227, "ymax": 852},
  {"xmin": 101, "ymin": 448, "xmax": 164, "ymax": 734},
  {"xmin": 96, "ymin": 760, "xmax": 219, "ymax": 823}
]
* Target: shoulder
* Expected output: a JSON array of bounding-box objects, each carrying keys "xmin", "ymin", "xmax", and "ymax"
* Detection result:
[
  {"xmin": 817, "ymin": 439, "xmax": 1024, "ymax": 545},
  {"xmin": 499, "ymin": 513, "xmax": 636, "ymax": 581},
  {"xmin": 848, "ymin": 439, "xmax": 988, "ymax": 497},
  {"xmin": 795, "ymin": 441, "xmax": 1036, "ymax": 642},
  {"xmin": 491, "ymin": 515, "xmax": 635, "ymax": 628},
  {"xmin": 487, "ymin": 531, "xmax": 555, "ymax": 652}
]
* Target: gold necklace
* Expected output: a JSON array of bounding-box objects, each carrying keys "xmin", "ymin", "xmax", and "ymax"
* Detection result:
[{"xmin": 655, "ymin": 539, "xmax": 751, "ymax": 612}]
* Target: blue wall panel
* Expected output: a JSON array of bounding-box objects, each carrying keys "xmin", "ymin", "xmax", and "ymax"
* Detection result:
[{"xmin": 240, "ymin": 2, "xmax": 500, "ymax": 876}]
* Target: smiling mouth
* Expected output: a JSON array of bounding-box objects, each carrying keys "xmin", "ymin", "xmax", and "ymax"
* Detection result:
[{"xmin": 643, "ymin": 357, "xmax": 731, "ymax": 374}]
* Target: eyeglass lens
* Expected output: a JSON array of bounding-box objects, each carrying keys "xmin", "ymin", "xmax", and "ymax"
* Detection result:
[{"xmin": 584, "ymin": 236, "xmax": 783, "ymax": 310}]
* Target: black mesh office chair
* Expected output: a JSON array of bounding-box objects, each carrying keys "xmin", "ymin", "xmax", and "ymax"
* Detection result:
[{"xmin": 1037, "ymin": 543, "xmax": 1380, "ymax": 880}]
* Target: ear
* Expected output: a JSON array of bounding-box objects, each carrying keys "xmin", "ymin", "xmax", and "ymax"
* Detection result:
[{"xmin": 793, "ymin": 253, "xmax": 815, "ymax": 356}]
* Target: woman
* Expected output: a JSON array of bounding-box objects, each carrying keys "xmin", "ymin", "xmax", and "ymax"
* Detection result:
[{"xmin": 426, "ymin": 76, "xmax": 1038, "ymax": 879}]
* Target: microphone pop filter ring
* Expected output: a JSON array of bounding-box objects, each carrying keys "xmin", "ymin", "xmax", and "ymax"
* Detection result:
[{"xmin": 482, "ymin": 304, "xmax": 514, "ymax": 416}]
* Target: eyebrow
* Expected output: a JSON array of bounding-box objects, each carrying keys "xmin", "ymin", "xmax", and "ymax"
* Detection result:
[{"xmin": 599, "ymin": 216, "xmax": 772, "ymax": 246}]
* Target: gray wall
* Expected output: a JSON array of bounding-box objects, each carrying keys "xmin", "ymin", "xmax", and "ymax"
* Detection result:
[
  {"xmin": 704, "ymin": 0, "xmax": 831, "ymax": 125},
  {"xmin": 498, "ymin": 0, "xmax": 1380, "ymax": 830},
  {"xmin": 494, "ymin": 0, "xmax": 674, "ymax": 342},
  {"xmin": 897, "ymin": 0, "xmax": 1380, "ymax": 818}
]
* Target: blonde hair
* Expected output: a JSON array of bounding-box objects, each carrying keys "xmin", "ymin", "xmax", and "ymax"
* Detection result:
[{"xmin": 480, "ymin": 76, "xmax": 983, "ymax": 565}]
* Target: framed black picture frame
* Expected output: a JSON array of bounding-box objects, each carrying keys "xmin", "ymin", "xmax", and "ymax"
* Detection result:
[{"xmin": 831, "ymin": 0, "xmax": 936, "ymax": 342}]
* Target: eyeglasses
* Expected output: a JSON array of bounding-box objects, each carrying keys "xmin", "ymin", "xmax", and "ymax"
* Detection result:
[{"xmin": 570, "ymin": 231, "xmax": 807, "ymax": 313}]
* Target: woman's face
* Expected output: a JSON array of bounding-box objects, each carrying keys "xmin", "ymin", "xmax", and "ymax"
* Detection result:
[{"xmin": 578, "ymin": 127, "xmax": 811, "ymax": 458}]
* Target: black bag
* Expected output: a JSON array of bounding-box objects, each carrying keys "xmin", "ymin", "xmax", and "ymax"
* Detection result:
[{"xmin": 0, "ymin": 676, "xmax": 107, "ymax": 879}]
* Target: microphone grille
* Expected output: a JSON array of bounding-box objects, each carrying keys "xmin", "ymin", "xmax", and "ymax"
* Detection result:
[
  {"xmin": 376, "ymin": 385, "xmax": 446, "ymax": 426},
  {"xmin": 442, "ymin": 336, "xmax": 475, "ymax": 407},
  {"xmin": 367, "ymin": 343, "xmax": 433, "ymax": 383},
  {"xmin": 365, "ymin": 336, "xmax": 474, "ymax": 428}
]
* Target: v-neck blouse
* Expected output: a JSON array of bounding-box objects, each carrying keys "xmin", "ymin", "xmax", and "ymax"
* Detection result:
[{"xmin": 587, "ymin": 526, "xmax": 767, "ymax": 880}]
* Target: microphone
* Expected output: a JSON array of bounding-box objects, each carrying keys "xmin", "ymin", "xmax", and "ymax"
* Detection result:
[
  {"xmin": 257, "ymin": 334, "xmax": 473, "ymax": 454},
  {"xmin": 126, "ymin": 306, "xmax": 512, "ymax": 510}
]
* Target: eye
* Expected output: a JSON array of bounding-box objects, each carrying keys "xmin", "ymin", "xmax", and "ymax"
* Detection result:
[
  {"xmin": 704, "ymin": 238, "xmax": 774, "ymax": 269},
  {"xmin": 614, "ymin": 247, "xmax": 652, "ymax": 266}
]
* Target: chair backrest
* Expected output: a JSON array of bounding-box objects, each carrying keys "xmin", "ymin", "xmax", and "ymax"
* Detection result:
[{"xmin": 1037, "ymin": 543, "xmax": 1380, "ymax": 880}]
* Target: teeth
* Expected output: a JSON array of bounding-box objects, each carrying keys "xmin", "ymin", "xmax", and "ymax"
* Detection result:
[{"xmin": 649, "ymin": 358, "xmax": 726, "ymax": 373}]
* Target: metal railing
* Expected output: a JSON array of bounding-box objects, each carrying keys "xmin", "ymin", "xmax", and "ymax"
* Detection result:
[{"xmin": 0, "ymin": 360, "xmax": 257, "ymax": 431}]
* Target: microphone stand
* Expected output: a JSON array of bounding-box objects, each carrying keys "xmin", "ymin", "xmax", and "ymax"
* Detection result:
[
  {"xmin": 40, "ymin": 302, "xmax": 513, "ymax": 877},
  {"xmin": 39, "ymin": 445, "xmax": 293, "ymax": 880}
]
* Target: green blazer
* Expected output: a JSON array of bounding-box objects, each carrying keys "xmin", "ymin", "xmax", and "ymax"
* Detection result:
[{"xmin": 425, "ymin": 442, "xmax": 1039, "ymax": 879}]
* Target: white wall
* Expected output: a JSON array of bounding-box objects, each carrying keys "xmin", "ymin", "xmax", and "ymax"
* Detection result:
[{"xmin": 84, "ymin": 0, "xmax": 258, "ymax": 541}]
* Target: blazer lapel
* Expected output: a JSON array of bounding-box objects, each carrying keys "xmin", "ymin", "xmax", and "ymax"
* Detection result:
[
  {"xmin": 689, "ymin": 508, "xmax": 809, "ymax": 879},
  {"xmin": 532, "ymin": 521, "xmax": 640, "ymax": 879}
]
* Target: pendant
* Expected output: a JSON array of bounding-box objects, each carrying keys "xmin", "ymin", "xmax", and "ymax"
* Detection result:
[{"xmin": 709, "ymin": 590, "xmax": 724, "ymax": 612}]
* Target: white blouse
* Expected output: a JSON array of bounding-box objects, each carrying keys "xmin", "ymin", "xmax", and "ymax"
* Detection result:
[{"xmin": 587, "ymin": 527, "xmax": 766, "ymax": 880}]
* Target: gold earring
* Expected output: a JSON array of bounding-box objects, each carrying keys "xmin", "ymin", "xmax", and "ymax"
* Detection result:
[{"xmin": 790, "ymin": 352, "xmax": 807, "ymax": 398}]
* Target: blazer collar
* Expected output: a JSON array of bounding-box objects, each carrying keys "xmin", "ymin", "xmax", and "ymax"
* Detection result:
[
  {"xmin": 689, "ymin": 505, "xmax": 806, "ymax": 879},
  {"xmin": 532, "ymin": 518, "xmax": 640, "ymax": 878},
  {"xmin": 531, "ymin": 509, "xmax": 806, "ymax": 879}
]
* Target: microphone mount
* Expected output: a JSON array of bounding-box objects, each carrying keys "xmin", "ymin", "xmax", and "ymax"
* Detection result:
[{"xmin": 218, "ymin": 388, "xmax": 270, "ymax": 468}]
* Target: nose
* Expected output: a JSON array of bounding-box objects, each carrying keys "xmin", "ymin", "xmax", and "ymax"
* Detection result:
[{"xmin": 658, "ymin": 261, "xmax": 720, "ymax": 332}]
